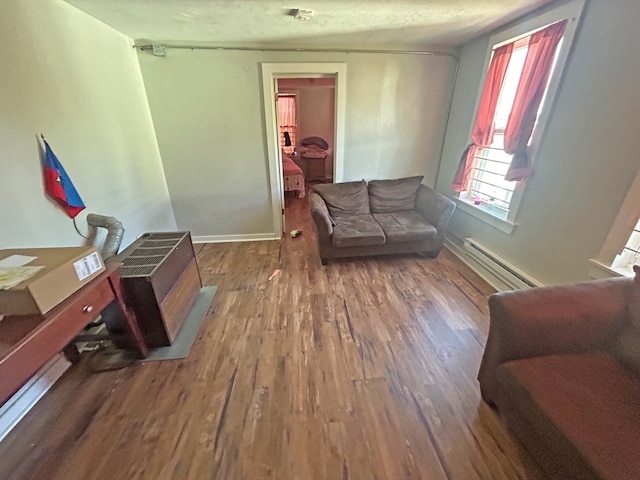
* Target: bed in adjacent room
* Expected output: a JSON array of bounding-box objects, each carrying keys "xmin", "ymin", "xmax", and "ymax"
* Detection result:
[{"xmin": 282, "ymin": 153, "xmax": 305, "ymax": 198}]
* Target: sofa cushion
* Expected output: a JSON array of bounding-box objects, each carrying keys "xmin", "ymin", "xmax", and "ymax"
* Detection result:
[
  {"xmin": 312, "ymin": 181, "xmax": 370, "ymax": 217},
  {"xmin": 495, "ymin": 352, "xmax": 640, "ymax": 480},
  {"xmin": 368, "ymin": 176, "xmax": 424, "ymax": 213},
  {"xmin": 373, "ymin": 212, "xmax": 437, "ymax": 243},
  {"xmin": 332, "ymin": 215, "xmax": 386, "ymax": 248}
]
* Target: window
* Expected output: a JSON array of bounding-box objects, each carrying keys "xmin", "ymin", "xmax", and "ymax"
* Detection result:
[
  {"xmin": 589, "ymin": 167, "xmax": 640, "ymax": 279},
  {"xmin": 452, "ymin": 0, "xmax": 585, "ymax": 233},
  {"xmin": 460, "ymin": 30, "xmax": 563, "ymax": 220},
  {"xmin": 465, "ymin": 39, "xmax": 530, "ymax": 219},
  {"xmin": 277, "ymin": 94, "xmax": 297, "ymax": 154},
  {"xmin": 610, "ymin": 217, "xmax": 640, "ymax": 274}
]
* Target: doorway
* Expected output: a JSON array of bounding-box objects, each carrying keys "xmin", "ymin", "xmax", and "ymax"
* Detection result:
[
  {"xmin": 261, "ymin": 63, "xmax": 347, "ymax": 237},
  {"xmin": 277, "ymin": 77, "xmax": 336, "ymax": 221}
]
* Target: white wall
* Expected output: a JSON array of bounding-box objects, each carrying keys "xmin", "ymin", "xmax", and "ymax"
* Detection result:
[
  {"xmin": 0, "ymin": 1, "xmax": 176, "ymax": 250},
  {"xmin": 342, "ymin": 53, "xmax": 455, "ymax": 184},
  {"xmin": 138, "ymin": 49, "xmax": 456, "ymax": 238},
  {"xmin": 288, "ymin": 84, "xmax": 335, "ymax": 180},
  {"xmin": 298, "ymin": 87, "xmax": 335, "ymax": 149},
  {"xmin": 435, "ymin": 0, "xmax": 640, "ymax": 285}
]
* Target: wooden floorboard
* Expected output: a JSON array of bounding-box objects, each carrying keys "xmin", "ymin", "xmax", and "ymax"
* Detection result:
[{"xmin": 0, "ymin": 186, "xmax": 546, "ymax": 479}]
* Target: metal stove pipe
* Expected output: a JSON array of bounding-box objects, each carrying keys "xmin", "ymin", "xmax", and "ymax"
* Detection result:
[{"xmin": 86, "ymin": 214, "xmax": 124, "ymax": 260}]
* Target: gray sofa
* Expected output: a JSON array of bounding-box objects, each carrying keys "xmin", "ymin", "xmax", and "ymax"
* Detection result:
[{"xmin": 308, "ymin": 176, "xmax": 455, "ymax": 264}]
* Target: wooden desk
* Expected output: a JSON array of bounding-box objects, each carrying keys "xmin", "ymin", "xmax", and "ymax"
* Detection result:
[{"xmin": 0, "ymin": 263, "xmax": 148, "ymax": 406}]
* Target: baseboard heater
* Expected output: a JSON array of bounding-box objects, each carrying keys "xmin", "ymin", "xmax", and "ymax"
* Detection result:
[{"xmin": 462, "ymin": 238, "xmax": 542, "ymax": 290}]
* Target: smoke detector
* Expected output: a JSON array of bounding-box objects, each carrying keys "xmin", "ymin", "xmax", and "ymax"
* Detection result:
[{"xmin": 293, "ymin": 9, "xmax": 313, "ymax": 21}]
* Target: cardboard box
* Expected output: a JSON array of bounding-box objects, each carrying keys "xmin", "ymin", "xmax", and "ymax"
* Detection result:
[{"xmin": 0, "ymin": 247, "xmax": 105, "ymax": 316}]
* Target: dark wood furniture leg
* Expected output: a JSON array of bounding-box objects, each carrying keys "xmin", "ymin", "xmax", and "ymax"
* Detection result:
[
  {"xmin": 106, "ymin": 268, "xmax": 148, "ymax": 358},
  {"xmin": 0, "ymin": 264, "xmax": 148, "ymax": 407}
]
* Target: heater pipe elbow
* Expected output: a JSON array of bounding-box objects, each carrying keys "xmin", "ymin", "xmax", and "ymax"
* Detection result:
[{"xmin": 86, "ymin": 213, "xmax": 125, "ymax": 260}]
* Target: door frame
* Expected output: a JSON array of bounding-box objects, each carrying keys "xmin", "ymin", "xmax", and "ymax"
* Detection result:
[{"xmin": 261, "ymin": 62, "xmax": 347, "ymax": 237}]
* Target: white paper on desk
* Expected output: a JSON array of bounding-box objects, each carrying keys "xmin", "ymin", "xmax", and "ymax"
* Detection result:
[
  {"xmin": 0, "ymin": 255, "xmax": 37, "ymax": 268},
  {"xmin": 0, "ymin": 266, "xmax": 45, "ymax": 290}
]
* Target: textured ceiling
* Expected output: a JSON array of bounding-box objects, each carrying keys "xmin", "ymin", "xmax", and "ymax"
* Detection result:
[{"xmin": 64, "ymin": 0, "xmax": 553, "ymax": 48}]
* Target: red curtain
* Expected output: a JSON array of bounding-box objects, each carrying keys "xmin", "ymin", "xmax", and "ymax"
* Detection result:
[
  {"xmin": 504, "ymin": 20, "xmax": 567, "ymax": 181},
  {"xmin": 277, "ymin": 96, "xmax": 297, "ymax": 154},
  {"xmin": 451, "ymin": 44, "xmax": 513, "ymax": 192}
]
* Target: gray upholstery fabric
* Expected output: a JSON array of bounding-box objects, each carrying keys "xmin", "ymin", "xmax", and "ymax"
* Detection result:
[
  {"xmin": 308, "ymin": 180, "xmax": 455, "ymax": 263},
  {"xmin": 312, "ymin": 181, "xmax": 370, "ymax": 217},
  {"xmin": 332, "ymin": 215, "xmax": 386, "ymax": 248},
  {"xmin": 612, "ymin": 266, "xmax": 640, "ymax": 375},
  {"xmin": 308, "ymin": 192, "xmax": 333, "ymax": 237},
  {"xmin": 368, "ymin": 176, "xmax": 424, "ymax": 213},
  {"xmin": 373, "ymin": 212, "xmax": 437, "ymax": 243}
]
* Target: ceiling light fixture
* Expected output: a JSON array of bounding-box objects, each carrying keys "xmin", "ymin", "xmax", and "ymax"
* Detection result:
[{"xmin": 293, "ymin": 9, "xmax": 313, "ymax": 21}]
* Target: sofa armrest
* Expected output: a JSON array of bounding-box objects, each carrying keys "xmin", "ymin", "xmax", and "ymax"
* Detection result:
[
  {"xmin": 414, "ymin": 185, "xmax": 456, "ymax": 247},
  {"xmin": 478, "ymin": 276, "xmax": 633, "ymax": 405},
  {"xmin": 308, "ymin": 191, "xmax": 333, "ymax": 237}
]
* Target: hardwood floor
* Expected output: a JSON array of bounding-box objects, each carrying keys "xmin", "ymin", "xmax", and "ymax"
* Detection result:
[{"xmin": 0, "ymin": 189, "xmax": 546, "ymax": 480}]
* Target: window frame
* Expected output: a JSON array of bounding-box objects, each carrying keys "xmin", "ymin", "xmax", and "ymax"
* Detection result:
[
  {"xmin": 276, "ymin": 91, "xmax": 299, "ymax": 154},
  {"xmin": 613, "ymin": 218, "xmax": 640, "ymax": 269},
  {"xmin": 453, "ymin": 0, "xmax": 586, "ymax": 234},
  {"xmin": 589, "ymin": 167, "xmax": 640, "ymax": 279}
]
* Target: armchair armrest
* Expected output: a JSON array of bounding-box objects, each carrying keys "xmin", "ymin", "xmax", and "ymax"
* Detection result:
[
  {"xmin": 478, "ymin": 276, "xmax": 632, "ymax": 405},
  {"xmin": 308, "ymin": 191, "xmax": 333, "ymax": 237},
  {"xmin": 414, "ymin": 185, "xmax": 456, "ymax": 249}
]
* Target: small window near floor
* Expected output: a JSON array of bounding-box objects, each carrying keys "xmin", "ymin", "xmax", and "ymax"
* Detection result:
[
  {"xmin": 610, "ymin": 217, "xmax": 640, "ymax": 276},
  {"xmin": 588, "ymin": 167, "xmax": 640, "ymax": 280}
]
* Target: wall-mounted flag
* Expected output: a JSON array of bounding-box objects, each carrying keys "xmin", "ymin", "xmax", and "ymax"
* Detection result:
[{"xmin": 41, "ymin": 135, "xmax": 85, "ymax": 218}]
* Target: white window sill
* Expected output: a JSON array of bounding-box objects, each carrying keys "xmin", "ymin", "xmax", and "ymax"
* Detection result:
[
  {"xmin": 452, "ymin": 197, "xmax": 517, "ymax": 234},
  {"xmin": 587, "ymin": 259, "xmax": 633, "ymax": 279}
]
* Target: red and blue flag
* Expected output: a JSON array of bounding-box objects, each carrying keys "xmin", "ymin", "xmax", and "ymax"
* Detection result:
[{"xmin": 42, "ymin": 139, "xmax": 85, "ymax": 218}]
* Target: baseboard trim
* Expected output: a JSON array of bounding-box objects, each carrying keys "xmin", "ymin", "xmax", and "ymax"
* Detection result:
[
  {"xmin": 192, "ymin": 233, "xmax": 280, "ymax": 244},
  {"xmin": 0, "ymin": 354, "xmax": 70, "ymax": 441},
  {"xmin": 444, "ymin": 236, "xmax": 542, "ymax": 292}
]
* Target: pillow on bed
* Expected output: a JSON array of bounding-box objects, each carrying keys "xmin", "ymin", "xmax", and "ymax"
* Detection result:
[
  {"xmin": 300, "ymin": 136, "xmax": 329, "ymax": 150},
  {"xmin": 302, "ymin": 150, "xmax": 328, "ymax": 159}
]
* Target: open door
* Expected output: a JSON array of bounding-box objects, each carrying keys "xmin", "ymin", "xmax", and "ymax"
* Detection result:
[
  {"xmin": 273, "ymin": 79, "xmax": 286, "ymax": 233},
  {"xmin": 261, "ymin": 63, "xmax": 347, "ymax": 239}
]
